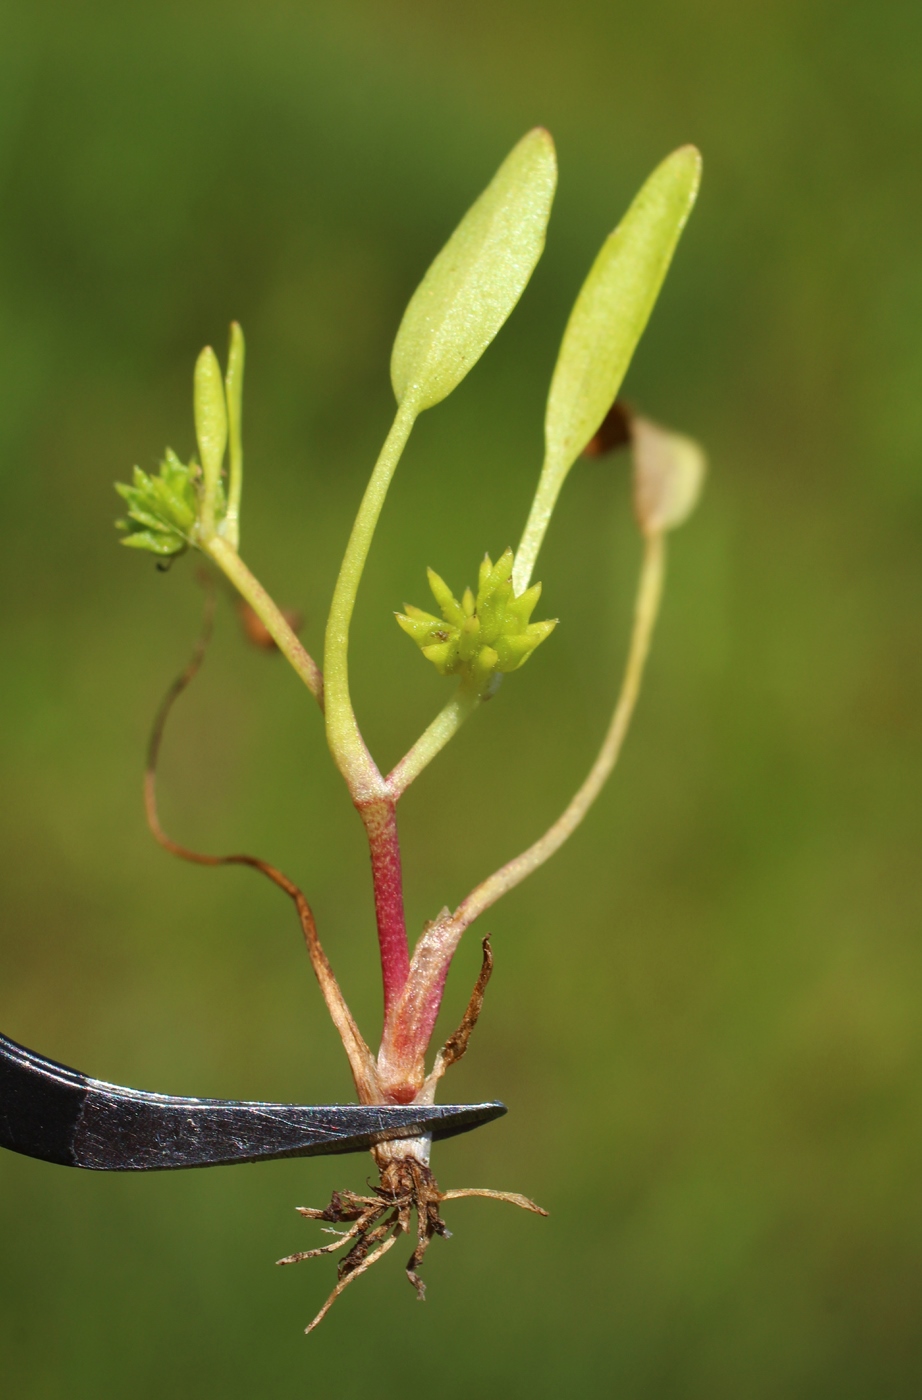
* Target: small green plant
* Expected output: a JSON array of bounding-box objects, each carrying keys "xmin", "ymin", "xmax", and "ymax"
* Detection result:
[{"xmin": 116, "ymin": 129, "xmax": 704, "ymax": 1332}]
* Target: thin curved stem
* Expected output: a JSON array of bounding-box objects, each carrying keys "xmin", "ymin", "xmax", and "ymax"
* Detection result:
[
  {"xmin": 143, "ymin": 586, "xmax": 377, "ymax": 1100},
  {"xmin": 324, "ymin": 404, "xmax": 416, "ymax": 802},
  {"xmin": 321, "ymin": 402, "xmax": 419, "ymax": 1015},
  {"xmin": 205, "ymin": 535, "xmax": 324, "ymax": 707},
  {"xmin": 387, "ymin": 682, "xmax": 482, "ymax": 799},
  {"xmin": 512, "ymin": 447, "xmax": 567, "ymax": 595},
  {"xmin": 223, "ymin": 321, "xmax": 245, "ymax": 552},
  {"xmin": 385, "ymin": 531, "xmax": 665, "ymax": 1040},
  {"xmin": 455, "ymin": 530, "xmax": 664, "ymax": 929},
  {"xmin": 206, "ymin": 528, "xmax": 408, "ymax": 1021}
]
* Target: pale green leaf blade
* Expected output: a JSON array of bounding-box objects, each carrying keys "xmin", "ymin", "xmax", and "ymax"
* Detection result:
[
  {"xmin": 391, "ymin": 128, "xmax": 557, "ymax": 413},
  {"xmin": 194, "ymin": 345, "xmax": 227, "ymax": 535},
  {"xmin": 545, "ymin": 145, "xmax": 701, "ymax": 475},
  {"xmin": 513, "ymin": 145, "xmax": 701, "ymax": 593}
]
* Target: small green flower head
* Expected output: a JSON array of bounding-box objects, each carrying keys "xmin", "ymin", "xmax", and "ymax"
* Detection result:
[
  {"xmin": 396, "ymin": 547, "xmax": 556, "ymax": 692},
  {"xmin": 115, "ymin": 449, "xmax": 226, "ymax": 557},
  {"xmin": 115, "ymin": 324, "xmax": 245, "ymax": 559}
]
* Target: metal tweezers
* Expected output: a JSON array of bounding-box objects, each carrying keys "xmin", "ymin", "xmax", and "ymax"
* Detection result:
[{"xmin": 0, "ymin": 1032, "xmax": 505, "ymax": 1172}]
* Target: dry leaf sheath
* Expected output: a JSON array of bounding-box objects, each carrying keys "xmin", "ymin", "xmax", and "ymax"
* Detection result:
[{"xmin": 115, "ymin": 130, "xmax": 705, "ymax": 1331}]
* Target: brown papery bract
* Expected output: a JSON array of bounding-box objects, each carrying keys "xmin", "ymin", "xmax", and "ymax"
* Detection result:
[{"xmin": 631, "ymin": 415, "xmax": 706, "ymax": 536}]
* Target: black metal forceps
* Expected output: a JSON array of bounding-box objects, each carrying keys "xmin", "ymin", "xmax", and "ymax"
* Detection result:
[{"xmin": 0, "ymin": 1032, "xmax": 505, "ymax": 1172}]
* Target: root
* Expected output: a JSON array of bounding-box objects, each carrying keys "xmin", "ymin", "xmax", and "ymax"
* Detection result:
[{"xmin": 279, "ymin": 1158, "xmax": 547, "ymax": 1334}]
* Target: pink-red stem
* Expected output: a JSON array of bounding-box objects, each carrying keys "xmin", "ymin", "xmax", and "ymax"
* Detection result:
[{"xmin": 357, "ymin": 797, "xmax": 410, "ymax": 1023}]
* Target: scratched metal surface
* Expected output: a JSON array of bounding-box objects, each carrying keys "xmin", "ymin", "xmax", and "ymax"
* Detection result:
[{"xmin": 0, "ymin": 1034, "xmax": 505, "ymax": 1169}]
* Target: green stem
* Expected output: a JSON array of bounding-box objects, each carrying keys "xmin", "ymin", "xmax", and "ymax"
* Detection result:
[
  {"xmin": 223, "ymin": 322, "xmax": 245, "ymax": 551},
  {"xmin": 324, "ymin": 403, "xmax": 417, "ymax": 801},
  {"xmin": 387, "ymin": 682, "xmax": 481, "ymax": 800},
  {"xmin": 204, "ymin": 535, "xmax": 324, "ymax": 706},
  {"xmin": 458, "ymin": 529, "xmax": 664, "ymax": 928},
  {"xmin": 377, "ymin": 532, "xmax": 666, "ymax": 1095},
  {"xmin": 512, "ymin": 449, "xmax": 566, "ymax": 596}
]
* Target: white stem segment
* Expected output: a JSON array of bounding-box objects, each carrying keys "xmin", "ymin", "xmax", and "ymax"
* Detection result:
[{"xmin": 372, "ymin": 1133, "xmax": 432, "ymax": 1169}]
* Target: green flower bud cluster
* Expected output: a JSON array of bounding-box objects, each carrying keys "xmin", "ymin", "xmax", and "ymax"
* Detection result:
[
  {"xmin": 396, "ymin": 547, "xmax": 556, "ymax": 692},
  {"xmin": 115, "ymin": 449, "xmax": 226, "ymax": 557}
]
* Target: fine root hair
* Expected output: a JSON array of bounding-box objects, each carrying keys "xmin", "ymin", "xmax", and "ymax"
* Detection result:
[{"xmin": 279, "ymin": 1157, "xmax": 547, "ymax": 1334}]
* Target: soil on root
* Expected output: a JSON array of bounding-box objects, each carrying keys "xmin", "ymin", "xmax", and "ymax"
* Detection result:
[{"xmin": 277, "ymin": 1157, "xmax": 546, "ymax": 1333}]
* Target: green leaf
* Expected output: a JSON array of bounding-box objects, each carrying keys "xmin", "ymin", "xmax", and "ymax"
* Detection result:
[
  {"xmin": 113, "ymin": 448, "xmax": 227, "ymax": 558},
  {"xmin": 545, "ymin": 145, "xmax": 701, "ymax": 476},
  {"xmin": 119, "ymin": 527, "xmax": 187, "ymax": 556},
  {"xmin": 390, "ymin": 128, "xmax": 557, "ymax": 414},
  {"xmin": 194, "ymin": 345, "xmax": 228, "ymax": 534},
  {"xmin": 514, "ymin": 146, "xmax": 701, "ymax": 594},
  {"xmin": 114, "ymin": 453, "xmax": 194, "ymax": 556}
]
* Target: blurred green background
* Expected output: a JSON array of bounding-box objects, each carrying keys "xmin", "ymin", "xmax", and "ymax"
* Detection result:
[{"xmin": 1, "ymin": 1, "xmax": 921, "ymax": 1395}]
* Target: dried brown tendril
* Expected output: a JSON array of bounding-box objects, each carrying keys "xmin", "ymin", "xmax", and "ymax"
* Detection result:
[{"xmin": 144, "ymin": 576, "xmax": 547, "ymax": 1333}]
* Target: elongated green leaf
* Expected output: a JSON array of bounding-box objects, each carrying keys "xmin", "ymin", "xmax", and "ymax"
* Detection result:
[
  {"xmin": 513, "ymin": 146, "xmax": 701, "ymax": 593},
  {"xmin": 391, "ymin": 128, "xmax": 557, "ymax": 413},
  {"xmin": 545, "ymin": 145, "xmax": 701, "ymax": 474},
  {"xmin": 194, "ymin": 346, "xmax": 228, "ymax": 535}
]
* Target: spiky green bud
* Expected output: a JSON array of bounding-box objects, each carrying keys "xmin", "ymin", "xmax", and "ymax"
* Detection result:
[
  {"xmin": 114, "ymin": 448, "xmax": 226, "ymax": 557},
  {"xmin": 396, "ymin": 547, "xmax": 556, "ymax": 691}
]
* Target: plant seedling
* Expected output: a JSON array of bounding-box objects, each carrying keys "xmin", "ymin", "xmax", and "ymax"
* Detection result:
[{"xmin": 115, "ymin": 129, "xmax": 705, "ymax": 1332}]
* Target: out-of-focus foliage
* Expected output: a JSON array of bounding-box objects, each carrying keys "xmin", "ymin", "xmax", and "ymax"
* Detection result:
[{"xmin": 1, "ymin": 3, "xmax": 921, "ymax": 1398}]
